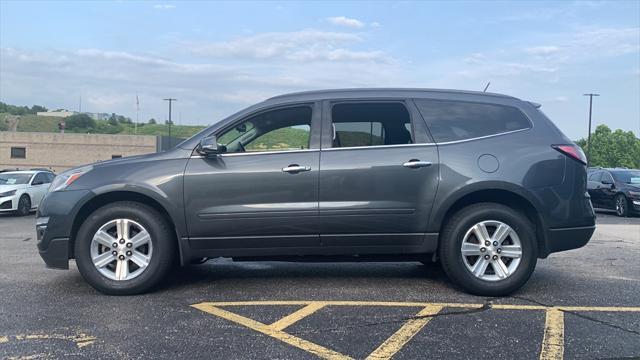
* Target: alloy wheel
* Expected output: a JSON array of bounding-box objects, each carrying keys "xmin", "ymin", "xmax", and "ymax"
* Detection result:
[
  {"xmin": 90, "ymin": 219, "xmax": 153, "ymax": 281},
  {"xmin": 616, "ymin": 196, "xmax": 627, "ymax": 216},
  {"xmin": 460, "ymin": 220, "xmax": 522, "ymax": 281}
]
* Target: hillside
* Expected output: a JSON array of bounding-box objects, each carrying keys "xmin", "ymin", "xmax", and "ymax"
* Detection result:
[{"xmin": 0, "ymin": 113, "xmax": 206, "ymax": 138}]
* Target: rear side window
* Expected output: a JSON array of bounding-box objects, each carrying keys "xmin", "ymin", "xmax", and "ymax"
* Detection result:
[
  {"xmin": 415, "ymin": 100, "xmax": 531, "ymax": 142},
  {"xmin": 331, "ymin": 103, "xmax": 413, "ymax": 148},
  {"xmin": 588, "ymin": 171, "xmax": 602, "ymax": 182}
]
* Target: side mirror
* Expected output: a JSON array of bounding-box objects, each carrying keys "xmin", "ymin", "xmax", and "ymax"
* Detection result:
[{"xmin": 197, "ymin": 136, "xmax": 220, "ymax": 156}]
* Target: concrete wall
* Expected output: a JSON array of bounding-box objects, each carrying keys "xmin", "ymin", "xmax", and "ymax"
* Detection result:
[{"xmin": 0, "ymin": 132, "xmax": 157, "ymax": 173}]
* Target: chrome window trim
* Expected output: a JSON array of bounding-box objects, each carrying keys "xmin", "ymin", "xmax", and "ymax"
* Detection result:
[
  {"xmin": 434, "ymin": 127, "xmax": 531, "ymax": 145},
  {"xmin": 322, "ymin": 143, "xmax": 436, "ymax": 152},
  {"xmin": 190, "ymin": 149, "xmax": 318, "ymax": 158}
]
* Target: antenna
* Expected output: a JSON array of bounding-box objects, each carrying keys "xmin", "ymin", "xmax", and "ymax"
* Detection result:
[{"xmin": 483, "ymin": 82, "xmax": 491, "ymax": 92}]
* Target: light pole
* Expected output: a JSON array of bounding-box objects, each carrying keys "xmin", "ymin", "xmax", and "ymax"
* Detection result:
[
  {"xmin": 163, "ymin": 98, "xmax": 177, "ymax": 148},
  {"xmin": 583, "ymin": 93, "xmax": 600, "ymax": 160}
]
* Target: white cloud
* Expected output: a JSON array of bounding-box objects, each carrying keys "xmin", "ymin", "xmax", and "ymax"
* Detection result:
[
  {"xmin": 524, "ymin": 46, "xmax": 561, "ymax": 56},
  {"xmin": 326, "ymin": 16, "xmax": 365, "ymax": 29},
  {"xmin": 370, "ymin": 22, "xmax": 381, "ymax": 28},
  {"xmin": 186, "ymin": 29, "xmax": 387, "ymax": 63},
  {"xmin": 153, "ymin": 4, "xmax": 175, "ymax": 10}
]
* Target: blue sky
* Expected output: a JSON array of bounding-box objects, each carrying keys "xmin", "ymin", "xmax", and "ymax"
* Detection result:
[{"xmin": 1, "ymin": 0, "xmax": 638, "ymax": 139}]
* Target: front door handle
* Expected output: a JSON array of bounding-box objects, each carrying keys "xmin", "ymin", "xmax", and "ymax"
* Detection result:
[
  {"xmin": 282, "ymin": 164, "xmax": 311, "ymax": 173},
  {"xmin": 402, "ymin": 160, "xmax": 432, "ymax": 169}
]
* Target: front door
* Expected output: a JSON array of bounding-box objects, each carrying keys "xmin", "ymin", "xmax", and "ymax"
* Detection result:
[
  {"xmin": 318, "ymin": 100, "xmax": 439, "ymax": 249},
  {"xmin": 184, "ymin": 104, "xmax": 321, "ymax": 254}
]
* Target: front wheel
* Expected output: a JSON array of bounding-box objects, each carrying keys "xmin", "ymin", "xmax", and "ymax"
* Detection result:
[
  {"xmin": 16, "ymin": 195, "xmax": 31, "ymax": 216},
  {"xmin": 75, "ymin": 201, "xmax": 175, "ymax": 295},
  {"xmin": 615, "ymin": 194, "xmax": 628, "ymax": 217},
  {"xmin": 439, "ymin": 203, "xmax": 537, "ymax": 296}
]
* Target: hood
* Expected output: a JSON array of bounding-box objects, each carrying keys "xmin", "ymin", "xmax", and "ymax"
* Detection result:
[{"xmin": 0, "ymin": 184, "xmax": 26, "ymax": 193}]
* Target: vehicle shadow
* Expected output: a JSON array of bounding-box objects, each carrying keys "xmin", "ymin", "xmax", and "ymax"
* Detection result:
[{"xmin": 164, "ymin": 259, "xmax": 448, "ymax": 291}]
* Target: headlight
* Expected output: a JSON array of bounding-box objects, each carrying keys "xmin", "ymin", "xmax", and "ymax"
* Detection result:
[
  {"xmin": 49, "ymin": 165, "xmax": 93, "ymax": 192},
  {"xmin": 0, "ymin": 190, "xmax": 17, "ymax": 197}
]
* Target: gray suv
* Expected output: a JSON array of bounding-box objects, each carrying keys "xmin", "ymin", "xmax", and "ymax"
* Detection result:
[{"xmin": 36, "ymin": 89, "xmax": 596, "ymax": 296}]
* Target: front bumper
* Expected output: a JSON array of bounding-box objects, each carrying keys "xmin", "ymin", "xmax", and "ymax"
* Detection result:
[
  {"xmin": 631, "ymin": 199, "xmax": 640, "ymax": 213},
  {"xmin": 36, "ymin": 189, "xmax": 92, "ymax": 270},
  {"xmin": 0, "ymin": 195, "xmax": 18, "ymax": 212}
]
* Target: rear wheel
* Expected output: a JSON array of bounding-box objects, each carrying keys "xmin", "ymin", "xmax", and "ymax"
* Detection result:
[
  {"xmin": 615, "ymin": 194, "xmax": 628, "ymax": 217},
  {"xmin": 439, "ymin": 203, "xmax": 537, "ymax": 296},
  {"xmin": 75, "ymin": 201, "xmax": 175, "ymax": 295},
  {"xmin": 16, "ymin": 195, "xmax": 31, "ymax": 216}
]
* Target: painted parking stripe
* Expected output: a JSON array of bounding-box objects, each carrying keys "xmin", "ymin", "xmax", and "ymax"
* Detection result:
[
  {"xmin": 192, "ymin": 301, "xmax": 640, "ymax": 360},
  {"xmin": 366, "ymin": 305, "xmax": 443, "ymax": 360},
  {"xmin": 540, "ymin": 308, "xmax": 564, "ymax": 360}
]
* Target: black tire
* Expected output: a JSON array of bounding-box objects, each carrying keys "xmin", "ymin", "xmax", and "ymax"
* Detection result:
[
  {"xmin": 16, "ymin": 195, "xmax": 31, "ymax": 216},
  {"xmin": 74, "ymin": 201, "xmax": 175, "ymax": 295},
  {"xmin": 615, "ymin": 194, "xmax": 628, "ymax": 217},
  {"xmin": 439, "ymin": 203, "xmax": 537, "ymax": 296}
]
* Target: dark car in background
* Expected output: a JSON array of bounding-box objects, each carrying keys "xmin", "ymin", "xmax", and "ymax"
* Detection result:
[
  {"xmin": 587, "ymin": 168, "xmax": 640, "ymax": 217},
  {"xmin": 36, "ymin": 88, "xmax": 595, "ymax": 296}
]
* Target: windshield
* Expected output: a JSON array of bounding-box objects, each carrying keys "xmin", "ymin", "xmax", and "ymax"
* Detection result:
[
  {"xmin": 611, "ymin": 170, "xmax": 640, "ymax": 184},
  {"xmin": 0, "ymin": 173, "xmax": 32, "ymax": 185}
]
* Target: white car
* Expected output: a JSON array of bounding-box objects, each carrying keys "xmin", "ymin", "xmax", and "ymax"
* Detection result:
[{"xmin": 0, "ymin": 170, "xmax": 55, "ymax": 216}]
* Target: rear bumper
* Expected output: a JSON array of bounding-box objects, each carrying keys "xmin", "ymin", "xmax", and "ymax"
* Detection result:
[{"xmin": 545, "ymin": 225, "xmax": 595, "ymax": 255}]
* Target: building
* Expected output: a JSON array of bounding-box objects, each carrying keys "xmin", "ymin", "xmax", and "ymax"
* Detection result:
[
  {"xmin": 0, "ymin": 131, "xmax": 158, "ymax": 173},
  {"xmin": 36, "ymin": 110, "xmax": 77, "ymax": 118}
]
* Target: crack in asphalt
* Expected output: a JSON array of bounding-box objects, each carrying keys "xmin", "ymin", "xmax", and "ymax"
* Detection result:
[{"xmin": 508, "ymin": 295, "xmax": 640, "ymax": 337}]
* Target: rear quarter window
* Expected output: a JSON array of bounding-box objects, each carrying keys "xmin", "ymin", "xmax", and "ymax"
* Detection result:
[{"xmin": 415, "ymin": 99, "xmax": 531, "ymax": 143}]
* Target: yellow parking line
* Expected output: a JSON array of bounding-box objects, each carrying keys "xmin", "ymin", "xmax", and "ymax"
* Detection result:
[
  {"xmin": 0, "ymin": 335, "xmax": 8, "ymax": 343},
  {"xmin": 269, "ymin": 302, "xmax": 327, "ymax": 331},
  {"xmin": 540, "ymin": 308, "xmax": 564, "ymax": 360},
  {"xmin": 366, "ymin": 305, "xmax": 443, "ymax": 360},
  {"xmin": 192, "ymin": 303, "xmax": 353, "ymax": 360}
]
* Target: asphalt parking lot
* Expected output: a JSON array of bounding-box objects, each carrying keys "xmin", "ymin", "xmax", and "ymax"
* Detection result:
[{"xmin": 1, "ymin": 211, "xmax": 639, "ymax": 359}]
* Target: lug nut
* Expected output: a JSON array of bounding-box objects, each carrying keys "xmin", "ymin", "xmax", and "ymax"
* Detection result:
[
  {"xmin": 112, "ymin": 242, "xmax": 118, "ymax": 248},
  {"xmin": 126, "ymin": 243, "xmax": 133, "ymax": 248},
  {"xmin": 485, "ymin": 241, "xmax": 490, "ymax": 246},
  {"xmin": 118, "ymin": 255, "xmax": 125, "ymax": 260},
  {"xmin": 493, "ymin": 241, "xmax": 498, "ymax": 246},
  {"xmin": 484, "ymin": 254, "xmax": 490, "ymax": 260},
  {"xmin": 497, "ymin": 248, "xmax": 502, "ymax": 253},
  {"xmin": 492, "ymin": 255, "xmax": 498, "ymax": 260},
  {"xmin": 119, "ymin": 239, "xmax": 125, "ymax": 244},
  {"xmin": 126, "ymin": 251, "xmax": 132, "ymax": 256},
  {"xmin": 480, "ymin": 247, "xmax": 486, "ymax": 252},
  {"xmin": 111, "ymin": 251, "xmax": 117, "ymax": 256}
]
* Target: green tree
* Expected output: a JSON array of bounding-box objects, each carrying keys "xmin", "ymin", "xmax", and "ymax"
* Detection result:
[
  {"xmin": 576, "ymin": 125, "xmax": 640, "ymax": 168},
  {"xmin": 148, "ymin": 118, "xmax": 157, "ymax": 124},
  {"xmin": 65, "ymin": 113, "xmax": 96, "ymax": 131}
]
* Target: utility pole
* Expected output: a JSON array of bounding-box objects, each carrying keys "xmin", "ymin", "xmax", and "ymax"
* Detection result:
[
  {"xmin": 135, "ymin": 94, "xmax": 139, "ymax": 135},
  {"xmin": 583, "ymin": 93, "xmax": 600, "ymax": 160},
  {"xmin": 163, "ymin": 98, "xmax": 177, "ymax": 148}
]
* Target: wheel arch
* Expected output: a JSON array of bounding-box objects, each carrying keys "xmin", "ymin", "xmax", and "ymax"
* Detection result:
[
  {"xmin": 432, "ymin": 184, "xmax": 550, "ymax": 257},
  {"xmin": 69, "ymin": 190, "xmax": 185, "ymax": 264}
]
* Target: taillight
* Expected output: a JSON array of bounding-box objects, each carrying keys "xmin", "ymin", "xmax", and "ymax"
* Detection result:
[{"xmin": 552, "ymin": 144, "xmax": 587, "ymax": 165}]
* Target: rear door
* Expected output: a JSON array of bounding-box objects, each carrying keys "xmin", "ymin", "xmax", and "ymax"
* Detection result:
[
  {"xmin": 586, "ymin": 171, "xmax": 603, "ymax": 207},
  {"xmin": 318, "ymin": 100, "xmax": 439, "ymax": 250}
]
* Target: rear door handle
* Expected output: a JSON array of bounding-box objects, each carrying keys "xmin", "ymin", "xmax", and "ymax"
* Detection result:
[
  {"xmin": 402, "ymin": 160, "xmax": 432, "ymax": 168},
  {"xmin": 282, "ymin": 164, "xmax": 311, "ymax": 173}
]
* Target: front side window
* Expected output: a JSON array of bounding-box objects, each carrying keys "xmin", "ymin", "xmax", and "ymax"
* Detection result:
[
  {"xmin": 612, "ymin": 170, "xmax": 640, "ymax": 184},
  {"xmin": 415, "ymin": 100, "xmax": 531, "ymax": 143},
  {"xmin": 32, "ymin": 173, "xmax": 50, "ymax": 185},
  {"xmin": 331, "ymin": 103, "xmax": 413, "ymax": 148},
  {"xmin": 217, "ymin": 106, "xmax": 312, "ymax": 154}
]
